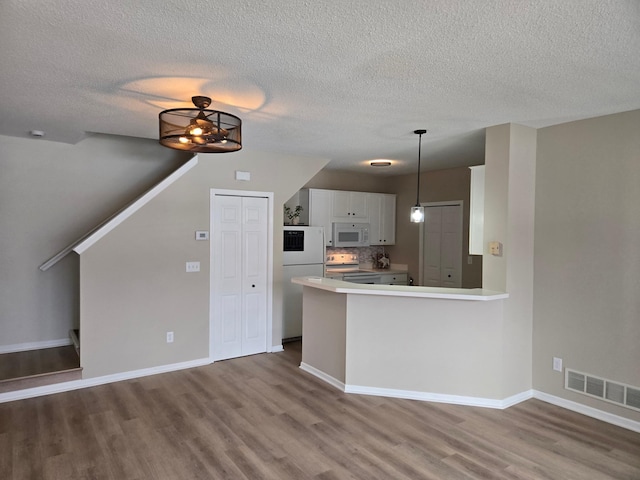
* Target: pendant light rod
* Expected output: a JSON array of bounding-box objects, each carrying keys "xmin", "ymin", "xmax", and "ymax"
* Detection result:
[{"xmin": 414, "ymin": 129, "xmax": 426, "ymax": 206}]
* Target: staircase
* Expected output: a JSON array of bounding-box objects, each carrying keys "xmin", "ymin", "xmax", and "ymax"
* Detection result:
[{"xmin": 0, "ymin": 330, "xmax": 82, "ymax": 394}]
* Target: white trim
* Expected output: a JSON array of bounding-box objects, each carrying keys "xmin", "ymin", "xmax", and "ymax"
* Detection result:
[
  {"xmin": 270, "ymin": 344, "xmax": 284, "ymax": 353},
  {"xmin": 73, "ymin": 157, "xmax": 198, "ymax": 255},
  {"xmin": 40, "ymin": 157, "xmax": 198, "ymax": 270},
  {"xmin": 345, "ymin": 385, "xmax": 533, "ymax": 409},
  {"xmin": 299, "ymin": 362, "xmax": 533, "ymax": 409},
  {"xmin": 534, "ymin": 390, "xmax": 640, "ymax": 433},
  {"xmin": 0, "ymin": 357, "xmax": 211, "ymax": 404},
  {"xmin": 209, "ymin": 189, "xmax": 275, "ymax": 362},
  {"xmin": 299, "ymin": 362, "xmax": 346, "ymax": 392},
  {"xmin": 0, "ymin": 338, "xmax": 72, "ymax": 354}
]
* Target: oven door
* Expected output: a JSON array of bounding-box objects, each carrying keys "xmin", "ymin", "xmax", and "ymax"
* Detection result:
[{"xmin": 342, "ymin": 273, "xmax": 382, "ymax": 284}]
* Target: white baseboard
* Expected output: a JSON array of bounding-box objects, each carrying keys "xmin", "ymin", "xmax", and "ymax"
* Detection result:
[
  {"xmin": 346, "ymin": 385, "xmax": 534, "ymax": 409},
  {"xmin": 533, "ymin": 390, "xmax": 640, "ymax": 433},
  {"xmin": 0, "ymin": 357, "xmax": 211, "ymax": 404},
  {"xmin": 299, "ymin": 362, "xmax": 346, "ymax": 392},
  {"xmin": 270, "ymin": 344, "xmax": 284, "ymax": 353},
  {"xmin": 0, "ymin": 338, "xmax": 72, "ymax": 354},
  {"xmin": 298, "ymin": 363, "xmax": 533, "ymax": 409}
]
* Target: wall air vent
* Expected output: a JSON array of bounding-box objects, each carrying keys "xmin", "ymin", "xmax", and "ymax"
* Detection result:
[{"xmin": 565, "ymin": 369, "xmax": 640, "ymax": 413}]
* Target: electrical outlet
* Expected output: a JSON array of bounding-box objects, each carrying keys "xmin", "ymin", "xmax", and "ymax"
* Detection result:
[
  {"xmin": 553, "ymin": 357, "xmax": 562, "ymax": 372},
  {"xmin": 186, "ymin": 261, "xmax": 200, "ymax": 272},
  {"xmin": 166, "ymin": 331, "xmax": 174, "ymax": 343}
]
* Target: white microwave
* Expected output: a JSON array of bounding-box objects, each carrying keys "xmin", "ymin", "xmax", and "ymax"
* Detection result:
[{"xmin": 332, "ymin": 223, "xmax": 370, "ymax": 247}]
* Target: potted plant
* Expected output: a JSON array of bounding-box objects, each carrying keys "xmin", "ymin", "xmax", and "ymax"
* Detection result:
[{"xmin": 284, "ymin": 205, "xmax": 303, "ymax": 225}]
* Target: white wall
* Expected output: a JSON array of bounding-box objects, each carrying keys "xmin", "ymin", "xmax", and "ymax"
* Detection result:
[
  {"xmin": 0, "ymin": 134, "xmax": 188, "ymax": 349},
  {"xmin": 533, "ymin": 109, "xmax": 640, "ymax": 422}
]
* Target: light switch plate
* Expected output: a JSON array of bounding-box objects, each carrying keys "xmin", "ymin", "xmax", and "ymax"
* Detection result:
[
  {"xmin": 489, "ymin": 241, "xmax": 503, "ymax": 256},
  {"xmin": 186, "ymin": 261, "xmax": 200, "ymax": 272},
  {"xmin": 195, "ymin": 231, "xmax": 209, "ymax": 241},
  {"xmin": 553, "ymin": 357, "xmax": 563, "ymax": 372}
]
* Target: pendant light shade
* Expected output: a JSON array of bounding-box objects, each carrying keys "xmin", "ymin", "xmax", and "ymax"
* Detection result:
[
  {"xmin": 159, "ymin": 96, "xmax": 242, "ymax": 153},
  {"xmin": 410, "ymin": 129, "xmax": 427, "ymax": 223}
]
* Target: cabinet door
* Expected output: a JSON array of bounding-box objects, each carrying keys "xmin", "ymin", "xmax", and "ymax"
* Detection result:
[
  {"xmin": 366, "ymin": 193, "xmax": 383, "ymax": 245},
  {"xmin": 332, "ymin": 191, "xmax": 368, "ymax": 222},
  {"xmin": 381, "ymin": 194, "xmax": 396, "ymax": 245},
  {"xmin": 366, "ymin": 193, "xmax": 396, "ymax": 245},
  {"xmin": 309, "ymin": 189, "xmax": 334, "ymax": 246},
  {"xmin": 349, "ymin": 192, "xmax": 368, "ymax": 220},
  {"xmin": 380, "ymin": 273, "xmax": 407, "ymax": 285}
]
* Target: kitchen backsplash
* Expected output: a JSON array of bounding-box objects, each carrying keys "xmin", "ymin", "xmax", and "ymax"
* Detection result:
[{"xmin": 326, "ymin": 246, "xmax": 386, "ymax": 268}]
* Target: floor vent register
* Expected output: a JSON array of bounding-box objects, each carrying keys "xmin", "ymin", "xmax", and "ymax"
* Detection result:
[{"xmin": 566, "ymin": 369, "xmax": 640, "ymax": 413}]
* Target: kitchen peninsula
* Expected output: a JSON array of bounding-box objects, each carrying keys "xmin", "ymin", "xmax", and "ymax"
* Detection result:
[{"xmin": 292, "ymin": 276, "xmax": 522, "ymax": 408}]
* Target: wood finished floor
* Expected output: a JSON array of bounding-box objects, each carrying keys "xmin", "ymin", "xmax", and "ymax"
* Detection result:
[
  {"xmin": 1, "ymin": 341, "xmax": 639, "ymax": 480},
  {"xmin": 0, "ymin": 346, "xmax": 79, "ymax": 381}
]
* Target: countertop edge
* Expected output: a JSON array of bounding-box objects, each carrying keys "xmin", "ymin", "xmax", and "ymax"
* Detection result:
[{"xmin": 292, "ymin": 276, "xmax": 509, "ymax": 301}]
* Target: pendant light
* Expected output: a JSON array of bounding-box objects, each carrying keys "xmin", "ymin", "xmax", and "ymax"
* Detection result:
[
  {"xmin": 410, "ymin": 129, "xmax": 427, "ymax": 223},
  {"xmin": 159, "ymin": 96, "xmax": 242, "ymax": 153}
]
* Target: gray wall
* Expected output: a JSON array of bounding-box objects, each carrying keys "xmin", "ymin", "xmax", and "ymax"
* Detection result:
[
  {"xmin": 0, "ymin": 134, "xmax": 189, "ymax": 349},
  {"xmin": 80, "ymin": 149, "xmax": 329, "ymax": 378},
  {"xmin": 533, "ymin": 109, "xmax": 640, "ymax": 422}
]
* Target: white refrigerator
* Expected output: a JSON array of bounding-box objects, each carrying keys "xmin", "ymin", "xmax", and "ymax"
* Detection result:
[{"xmin": 282, "ymin": 226, "xmax": 325, "ymax": 340}]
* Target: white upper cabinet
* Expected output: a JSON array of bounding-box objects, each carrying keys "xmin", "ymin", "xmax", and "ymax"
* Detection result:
[
  {"xmin": 332, "ymin": 190, "xmax": 368, "ymax": 222},
  {"xmin": 303, "ymin": 189, "xmax": 396, "ymax": 246},
  {"xmin": 469, "ymin": 165, "xmax": 485, "ymax": 255},
  {"xmin": 367, "ymin": 193, "xmax": 396, "ymax": 245},
  {"xmin": 307, "ymin": 189, "xmax": 334, "ymax": 246}
]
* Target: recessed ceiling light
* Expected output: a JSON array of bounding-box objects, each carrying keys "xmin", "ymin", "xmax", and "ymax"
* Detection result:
[{"xmin": 370, "ymin": 160, "xmax": 392, "ymax": 167}]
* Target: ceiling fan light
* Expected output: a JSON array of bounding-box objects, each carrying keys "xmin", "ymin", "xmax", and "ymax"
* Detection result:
[{"xmin": 159, "ymin": 95, "xmax": 242, "ymax": 153}]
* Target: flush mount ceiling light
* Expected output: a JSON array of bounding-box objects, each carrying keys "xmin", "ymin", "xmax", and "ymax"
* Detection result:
[
  {"xmin": 410, "ymin": 129, "xmax": 427, "ymax": 223},
  {"xmin": 159, "ymin": 96, "xmax": 242, "ymax": 153},
  {"xmin": 370, "ymin": 160, "xmax": 392, "ymax": 167}
]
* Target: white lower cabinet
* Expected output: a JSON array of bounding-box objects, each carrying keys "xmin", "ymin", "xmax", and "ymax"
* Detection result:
[{"xmin": 380, "ymin": 273, "xmax": 408, "ymax": 285}]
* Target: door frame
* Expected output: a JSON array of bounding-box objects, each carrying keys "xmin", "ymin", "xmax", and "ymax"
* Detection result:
[
  {"xmin": 209, "ymin": 189, "xmax": 275, "ymax": 362},
  {"xmin": 418, "ymin": 200, "xmax": 464, "ymax": 286}
]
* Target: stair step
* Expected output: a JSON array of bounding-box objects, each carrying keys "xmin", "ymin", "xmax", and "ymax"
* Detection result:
[{"xmin": 0, "ymin": 367, "xmax": 83, "ymax": 394}]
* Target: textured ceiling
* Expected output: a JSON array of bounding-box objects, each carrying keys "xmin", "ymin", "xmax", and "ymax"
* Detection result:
[{"xmin": 1, "ymin": 1, "xmax": 639, "ymax": 175}]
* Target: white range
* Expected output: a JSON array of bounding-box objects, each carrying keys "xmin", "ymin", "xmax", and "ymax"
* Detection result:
[{"xmin": 325, "ymin": 254, "xmax": 383, "ymax": 284}]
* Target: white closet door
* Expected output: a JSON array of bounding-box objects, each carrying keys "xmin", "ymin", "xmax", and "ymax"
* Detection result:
[
  {"xmin": 212, "ymin": 195, "xmax": 268, "ymax": 360},
  {"xmin": 440, "ymin": 205, "xmax": 462, "ymax": 288},
  {"xmin": 422, "ymin": 204, "xmax": 462, "ymax": 288},
  {"xmin": 240, "ymin": 196, "xmax": 268, "ymax": 356},
  {"xmin": 424, "ymin": 207, "xmax": 443, "ymax": 287}
]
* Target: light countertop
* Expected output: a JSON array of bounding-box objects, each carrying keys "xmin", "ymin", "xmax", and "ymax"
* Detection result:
[{"xmin": 292, "ymin": 276, "xmax": 509, "ymax": 301}]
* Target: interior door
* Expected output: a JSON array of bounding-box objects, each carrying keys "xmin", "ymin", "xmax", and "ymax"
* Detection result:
[
  {"xmin": 211, "ymin": 194, "xmax": 268, "ymax": 360},
  {"xmin": 422, "ymin": 204, "xmax": 462, "ymax": 287},
  {"xmin": 423, "ymin": 207, "xmax": 443, "ymax": 286}
]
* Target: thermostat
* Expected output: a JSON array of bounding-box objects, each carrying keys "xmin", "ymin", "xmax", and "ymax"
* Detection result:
[{"xmin": 195, "ymin": 231, "xmax": 209, "ymax": 241}]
